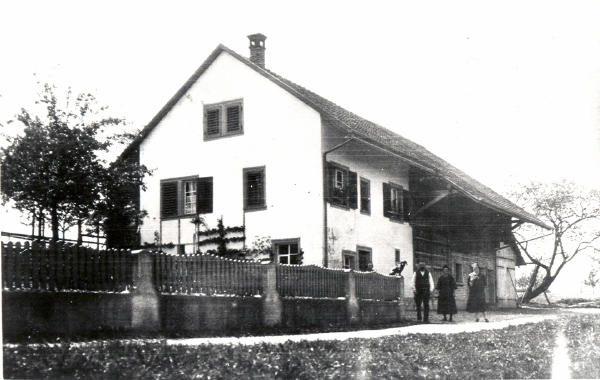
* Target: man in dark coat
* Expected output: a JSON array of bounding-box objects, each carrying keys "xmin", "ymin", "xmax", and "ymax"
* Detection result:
[{"xmin": 411, "ymin": 261, "xmax": 435, "ymax": 323}]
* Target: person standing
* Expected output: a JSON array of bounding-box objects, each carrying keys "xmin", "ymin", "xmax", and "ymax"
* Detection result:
[
  {"xmin": 436, "ymin": 265, "xmax": 457, "ymax": 322},
  {"xmin": 466, "ymin": 263, "xmax": 489, "ymax": 322},
  {"xmin": 412, "ymin": 262, "xmax": 435, "ymax": 323}
]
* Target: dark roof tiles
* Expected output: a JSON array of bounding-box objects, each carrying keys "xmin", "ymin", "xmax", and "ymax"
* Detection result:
[{"xmin": 124, "ymin": 44, "xmax": 549, "ymax": 229}]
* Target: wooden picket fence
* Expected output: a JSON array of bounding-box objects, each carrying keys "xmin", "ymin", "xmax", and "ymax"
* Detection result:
[
  {"xmin": 355, "ymin": 271, "xmax": 402, "ymax": 301},
  {"xmin": 2, "ymin": 242, "xmax": 403, "ymax": 301},
  {"xmin": 153, "ymin": 252, "xmax": 264, "ymax": 296},
  {"xmin": 1, "ymin": 241, "xmax": 135, "ymax": 292},
  {"xmin": 276, "ymin": 264, "xmax": 347, "ymax": 299}
]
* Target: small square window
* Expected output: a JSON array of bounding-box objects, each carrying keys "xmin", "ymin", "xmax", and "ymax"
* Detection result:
[
  {"xmin": 274, "ymin": 240, "xmax": 301, "ymax": 265},
  {"xmin": 343, "ymin": 250, "xmax": 357, "ymax": 270},
  {"xmin": 204, "ymin": 99, "xmax": 243, "ymax": 140}
]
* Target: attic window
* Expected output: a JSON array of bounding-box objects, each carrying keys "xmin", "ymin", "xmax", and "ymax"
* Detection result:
[{"xmin": 204, "ymin": 99, "xmax": 243, "ymax": 140}]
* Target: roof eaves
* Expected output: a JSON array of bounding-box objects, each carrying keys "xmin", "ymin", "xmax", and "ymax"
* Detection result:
[
  {"xmin": 117, "ymin": 43, "xmax": 550, "ymax": 230},
  {"xmin": 118, "ymin": 44, "xmax": 228, "ymax": 161}
]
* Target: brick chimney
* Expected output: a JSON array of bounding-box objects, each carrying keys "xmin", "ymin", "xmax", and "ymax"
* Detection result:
[{"xmin": 248, "ymin": 33, "xmax": 267, "ymax": 68}]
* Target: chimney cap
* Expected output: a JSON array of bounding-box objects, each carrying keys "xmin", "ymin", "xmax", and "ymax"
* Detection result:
[{"xmin": 247, "ymin": 33, "xmax": 267, "ymax": 42}]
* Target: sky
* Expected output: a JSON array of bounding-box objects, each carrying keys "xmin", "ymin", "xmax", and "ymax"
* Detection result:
[{"xmin": 1, "ymin": 0, "xmax": 599, "ymax": 296}]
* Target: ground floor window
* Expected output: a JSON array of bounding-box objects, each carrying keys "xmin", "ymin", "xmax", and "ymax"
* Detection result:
[
  {"xmin": 343, "ymin": 250, "xmax": 357, "ymax": 269},
  {"xmin": 357, "ymin": 246, "xmax": 372, "ymax": 271},
  {"xmin": 273, "ymin": 239, "xmax": 300, "ymax": 264}
]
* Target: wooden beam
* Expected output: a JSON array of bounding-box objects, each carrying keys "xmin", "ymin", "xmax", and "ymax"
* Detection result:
[
  {"xmin": 511, "ymin": 220, "xmax": 525, "ymax": 230},
  {"xmin": 412, "ymin": 190, "xmax": 451, "ymax": 217}
]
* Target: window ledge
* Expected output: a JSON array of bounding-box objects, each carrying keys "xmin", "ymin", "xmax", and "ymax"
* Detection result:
[
  {"xmin": 204, "ymin": 130, "xmax": 244, "ymax": 141},
  {"xmin": 329, "ymin": 202, "xmax": 350, "ymax": 211},
  {"xmin": 244, "ymin": 205, "xmax": 267, "ymax": 213},
  {"xmin": 386, "ymin": 216, "xmax": 406, "ymax": 224},
  {"xmin": 160, "ymin": 215, "xmax": 196, "ymax": 221}
]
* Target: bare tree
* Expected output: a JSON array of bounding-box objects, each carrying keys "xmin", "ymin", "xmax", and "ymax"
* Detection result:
[
  {"xmin": 584, "ymin": 269, "xmax": 598, "ymax": 297},
  {"xmin": 510, "ymin": 181, "xmax": 600, "ymax": 303}
]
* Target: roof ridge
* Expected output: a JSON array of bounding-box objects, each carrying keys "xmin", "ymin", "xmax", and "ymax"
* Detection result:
[{"xmin": 120, "ymin": 43, "xmax": 548, "ymax": 229}]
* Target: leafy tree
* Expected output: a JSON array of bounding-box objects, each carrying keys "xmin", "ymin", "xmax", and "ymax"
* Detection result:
[
  {"xmin": 510, "ymin": 181, "xmax": 600, "ymax": 303},
  {"xmin": 1, "ymin": 83, "xmax": 149, "ymax": 243}
]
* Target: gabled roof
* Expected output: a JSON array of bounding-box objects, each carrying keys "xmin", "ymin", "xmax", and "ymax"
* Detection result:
[{"xmin": 122, "ymin": 44, "xmax": 550, "ymax": 229}]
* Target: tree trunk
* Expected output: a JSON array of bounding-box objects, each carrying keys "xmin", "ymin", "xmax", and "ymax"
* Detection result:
[
  {"xmin": 522, "ymin": 275, "xmax": 554, "ymax": 303},
  {"xmin": 38, "ymin": 208, "xmax": 44, "ymax": 238},
  {"xmin": 31, "ymin": 210, "xmax": 36, "ymax": 239},
  {"xmin": 50, "ymin": 207, "xmax": 59, "ymax": 242},
  {"xmin": 77, "ymin": 220, "xmax": 83, "ymax": 245},
  {"xmin": 522, "ymin": 265, "xmax": 540, "ymax": 303}
]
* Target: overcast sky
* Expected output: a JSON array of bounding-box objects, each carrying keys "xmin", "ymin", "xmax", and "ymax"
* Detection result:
[
  {"xmin": 2, "ymin": 0, "xmax": 599, "ymax": 193},
  {"xmin": 1, "ymin": 1, "xmax": 599, "ymax": 294}
]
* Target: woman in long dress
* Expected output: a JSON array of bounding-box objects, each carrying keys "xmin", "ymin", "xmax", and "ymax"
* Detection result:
[
  {"xmin": 436, "ymin": 265, "xmax": 457, "ymax": 321},
  {"xmin": 466, "ymin": 263, "xmax": 489, "ymax": 322}
]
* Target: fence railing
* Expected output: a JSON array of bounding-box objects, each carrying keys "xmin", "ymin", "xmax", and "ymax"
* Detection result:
[
  {"xmin": 2, "ymin": 242, "xmax": 404, "ymax": 301},
  {"xmin": 153, "ymin": 253, "xmax": 263, "ymax": 296},
  {"xmin": 355, "ymin": 271, "xmax": 402, "ymax": 301},
  {"xmin": 1, "ymin": 242, "xmax": 135, "ymax": 292},
  {"xmin": 276, "ymin": 264, "xmax": 347, "ymax": 299}
]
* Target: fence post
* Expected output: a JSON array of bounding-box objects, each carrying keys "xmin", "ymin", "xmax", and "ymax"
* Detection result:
[
  {"xmin": 262, "ymin": 263, "xmax": 282, "ymax": 327},
  {"xmin": 397, "ymin": 276, "xmax": 406, "ymax": 319},
  {"xmin": 346, "ymin": 270, "xmax": 360, "ymax": 324},
  {"xmin": 131, "ymin": 250, "xmax": 160, "ymax": 332}
]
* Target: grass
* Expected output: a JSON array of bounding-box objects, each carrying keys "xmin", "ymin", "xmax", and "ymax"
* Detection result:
[
  {"xmin": 4, "ymin": 320, "xmax": 558, "ymax": 379},
  {"xmin": 564, "ymin": 314, "xmax": 600, "ymax": 378}
]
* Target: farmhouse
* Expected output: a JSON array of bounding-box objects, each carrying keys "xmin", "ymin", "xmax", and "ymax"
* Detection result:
[{"xmin": 120, "ymin": 34, "xmax": 548, "ymax": 309}]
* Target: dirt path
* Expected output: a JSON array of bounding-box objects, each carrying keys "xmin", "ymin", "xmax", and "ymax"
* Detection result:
[
  {"xmin": 551, "ymin": 329, "xmax": 571, "ymax": 379},
  {"xmin": 167, "ymin": 313, "xmax": 559, "ymax": 347}
]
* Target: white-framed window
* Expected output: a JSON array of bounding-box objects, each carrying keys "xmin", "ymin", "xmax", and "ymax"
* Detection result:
[
  {"xmin": 360, "ymin": 177, "xmax": 371, "ymax": 214},
  {"xmin": 390, "ymin": 186, "xmax": 402, "ymax": 215},
  {"xmin": 335, "ymin": 169, "xmax": 345, "ymax": 190},
  {"xmin": 273, "ymin": 238, "xmax": 301, "ymax": 264},
  {"xmin": 160, "ymin": 176, "xmax": 213, "ymax": 219},
  {"xmin": 326, "ymin": 161, "xmax": 358, "ymax": 209},
  {"xmin": 383, "ymin": 182, "xmax": 408, "ymax": 222},
  {"xmin": 183, "ymin": 180, "xmax": 197, "ymax": 215},
  {"xmin": 204, "ymin": 99, "xmax": 243, "ymax": 140},
  {"xmin": 343, "ymin": 250, "xmax": 357, "ymax": 270}
]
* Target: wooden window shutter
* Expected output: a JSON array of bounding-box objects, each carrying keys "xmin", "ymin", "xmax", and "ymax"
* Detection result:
[
  {"xmin": 245, "ymin": 168, "xmax": 265, "ymax": 209},
  {"xmin": 226, "ymin": 105, "xmax": 241, "ymax": 132},
  {"xmin": 402, "ymin": 189, "xmax": 411, "ymax": 222},
  {"xmin": 160, "ymin": 181, "xmax": 178, "ymax": 218},
  {"xmin": 206, "ymin": 108, "xmax": 221, "ymax": 135},
  {"xmin": 383, "ymin": 182, "xmax": 392, "ymax": 217},
  {"xmin": 348, "ymin": 171, "xmax": 358, "ymax": 209},
  {"xmin": 196, "ymin": 177, "xmax": 213, "ymax": 214},
  {"xmin": 325, "ymin": 162, "xmax": 336, "ymax": 204}
]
